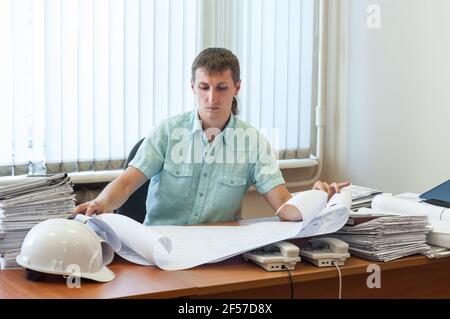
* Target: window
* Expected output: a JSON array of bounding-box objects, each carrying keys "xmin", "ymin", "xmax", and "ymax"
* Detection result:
[{"xmin": 0, "ymin": 0, "xmax": 318, "ymax": 177}]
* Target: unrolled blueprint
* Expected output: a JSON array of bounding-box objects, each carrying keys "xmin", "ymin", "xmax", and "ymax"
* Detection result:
[{"xmin": 75, "ymin": 190, "xmax": 352, "ymax": 270}]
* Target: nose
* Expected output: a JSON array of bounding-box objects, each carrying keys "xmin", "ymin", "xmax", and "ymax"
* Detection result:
[{"xmin": 208, "ymin": 88, "xmax": 218, "ymax": 104}]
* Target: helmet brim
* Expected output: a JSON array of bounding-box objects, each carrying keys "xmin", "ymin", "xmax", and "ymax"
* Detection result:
[
  {"xmin": 16, "ymin": 254, "xmax": 115, "ymax": 283},
  {"xmin": 81, "ymin": 265, "xmax": 115, "ymax": 282}
]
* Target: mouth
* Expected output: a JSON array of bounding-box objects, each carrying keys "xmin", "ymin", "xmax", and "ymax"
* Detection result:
[{"xmin": 205, "ymin": 107, "xmax": 220, "ymax": 111}]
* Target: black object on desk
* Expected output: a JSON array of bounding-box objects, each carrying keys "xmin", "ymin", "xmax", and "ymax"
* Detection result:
[{"xmin": 420, "ymin": 179, "xmax": 450, "ymax": 208}]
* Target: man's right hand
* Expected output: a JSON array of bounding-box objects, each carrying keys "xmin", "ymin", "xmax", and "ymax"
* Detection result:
[
  {"xmin": 72, "ymin": 200, "xmax": 109, "ymax": 217},
  {"xmin": 71, "ymin": 167, "xmax": 148, "ymax": 218}
]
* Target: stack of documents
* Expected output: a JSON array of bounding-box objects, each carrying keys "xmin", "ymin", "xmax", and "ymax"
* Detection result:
[
  {"xmin": 370, "ymin": 193, "xmax": 450, "ymax": 250},
  {"xmin": 0, "ymin": 173, "xmax": 75, "ymax": 268},
  {"xmin": 423, "ymin": 245, "xmax": 450, "ymax": 259},
  {"xmin": 343, "ymin": 185, "xmax": 383, "ymax": 211},
  {"xmin": 334, "ymin": 214, "xmax": 431, "ymax": 261}
]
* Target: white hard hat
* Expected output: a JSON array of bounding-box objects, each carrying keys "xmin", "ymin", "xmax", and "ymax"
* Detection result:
[{"xmin": 16, "ymin": 218, "xmax": 115, "ymax": 282}]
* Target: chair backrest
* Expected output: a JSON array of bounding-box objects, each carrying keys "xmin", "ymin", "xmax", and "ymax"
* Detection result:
[{"xmin": 116, "ymin": 138, "xmax": 149, "ymax": 223}]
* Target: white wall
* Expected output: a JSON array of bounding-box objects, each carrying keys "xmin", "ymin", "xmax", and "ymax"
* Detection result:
[{"xmin": 323, "ymin": 0, "xmax": 450, "ymax": 194}]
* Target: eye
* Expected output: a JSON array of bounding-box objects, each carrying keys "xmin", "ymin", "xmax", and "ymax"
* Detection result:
[
  {"xmin": 217, "ymin": 86, "xmax": 228, "ymax": 91},
  {"xmin": 199, "ymin": 85, "xmax": 209, "ymax": 90}
]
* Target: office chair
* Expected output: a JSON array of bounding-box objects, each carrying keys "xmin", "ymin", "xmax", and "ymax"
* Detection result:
[{"xmin": 116, "ymin": 138, "xmax": 149, "ymax": 223}]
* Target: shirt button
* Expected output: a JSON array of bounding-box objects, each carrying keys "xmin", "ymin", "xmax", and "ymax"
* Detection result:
[
  {"xmin": 230, "ymin": 180, "xmax": 234, "ymax": 185},
  {"xmin": 176, "ymin": 170, "xmax": 180, "ymax": 175},
  {"xmin": 199, "ymin": 192, "xmax": 203, "ymax": 197},
  {"xmin": 203, "ymin": 173, "xmax": 207, "ymax": 177}
]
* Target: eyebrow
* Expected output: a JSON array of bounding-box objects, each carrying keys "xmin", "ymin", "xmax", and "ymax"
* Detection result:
[{"xmin": 198, "ymin": 82, "xmax": 230, "ymax": 86}]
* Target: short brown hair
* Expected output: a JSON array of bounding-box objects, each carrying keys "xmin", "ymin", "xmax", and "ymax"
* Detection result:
[{"xmin": 191, "ymin": 48, "xmax": 240, "ymax": 115}]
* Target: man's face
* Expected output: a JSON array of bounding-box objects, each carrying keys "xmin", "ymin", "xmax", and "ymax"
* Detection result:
[{"xmin": 192, "ymin": 68, "xmax": 240, "ymax": 127}]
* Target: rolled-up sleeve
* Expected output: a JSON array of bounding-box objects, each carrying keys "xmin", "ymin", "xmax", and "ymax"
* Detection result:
[
  {"xmin": 251, "ymin": 133, "xmax": 285, "ymax": 194},
  {"xmin": 128, "ymin": 122, "xmax": 167, "ymax": 179}
]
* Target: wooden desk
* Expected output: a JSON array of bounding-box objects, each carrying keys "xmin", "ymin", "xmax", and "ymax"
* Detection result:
[
  {"xmin": 0, "ymin": 256, "xmax": 196, "ymax": 299},
  {"xmin": 1, "ymin": 218, "xmax": 450, "ymax": 299},
  {"xmin": 1, "ymin": 253, "xmax": 449, "ymax": 299},
  {"xmin": 174, "ymin": 253, "xmax": 450, "ymax": 299}
]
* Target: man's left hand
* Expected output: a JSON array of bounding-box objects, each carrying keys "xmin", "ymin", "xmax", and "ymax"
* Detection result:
[{"xmin": 312, "ymin": 180, "xmax": 351, "ymax": 201}]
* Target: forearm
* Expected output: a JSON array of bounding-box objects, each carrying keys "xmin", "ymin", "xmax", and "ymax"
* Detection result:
[
  {"xmin": 94, "ymin": 166, "xmax": 148, "ymax": 212},
  {"xmin": 94, "ymin": 178, "xmax": 134, "ymax": 212},
  {"xmin": 277, "ymin": 191, "xmax": 293, "ymax": 210},
  {"xmin": 263, "ymin": 185, "xmax": 293, "ymax": 212}
]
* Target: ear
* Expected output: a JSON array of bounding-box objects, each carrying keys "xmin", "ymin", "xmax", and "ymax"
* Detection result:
[
  {"xmin": 234, "ymin": 80, "xmax": 241, "ymax": 96},
  {"xmin": 191, "ymin": 81, "xmax": 195, "ymax": 93}
]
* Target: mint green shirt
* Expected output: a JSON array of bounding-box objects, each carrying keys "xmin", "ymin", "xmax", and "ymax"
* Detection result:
[{"xmin": 129, "ymin": 110, "xmax": 285, "ymax": 226}]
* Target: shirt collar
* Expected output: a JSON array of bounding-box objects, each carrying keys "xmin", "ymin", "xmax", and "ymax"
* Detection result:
[
  {"xmin": 190, "ymin": 110, "xmax": 203, "ymax": 136},
  {"xmin": 189, "ymin": 110, "xmax": 236, "ymax": 144}
]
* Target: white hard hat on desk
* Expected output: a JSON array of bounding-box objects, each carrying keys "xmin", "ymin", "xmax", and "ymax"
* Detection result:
[{"xmin": 16, "ymin": 218, "xmax": 115, "ymax": 282}]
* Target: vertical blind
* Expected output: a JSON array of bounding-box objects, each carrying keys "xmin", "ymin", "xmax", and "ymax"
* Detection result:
[
  {"xmin": 205, "ymin": 0, "xmax": 318, "ymax": 160},
  {"xmin": 0, "ymin": 0, "xmax": 318, "ymax": 177}
]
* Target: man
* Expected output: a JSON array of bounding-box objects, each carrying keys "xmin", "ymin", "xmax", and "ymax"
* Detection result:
[{"xmin": 74, "ymin": 48, "xmax": 349, "ymax": 225}]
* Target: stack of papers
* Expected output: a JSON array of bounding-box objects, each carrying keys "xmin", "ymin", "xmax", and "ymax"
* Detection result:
[
  {"xmin": 422, "ymin": 245, "xmax": 450, "ymax": 258},
  {"xmin": 370, "ymin": 193, "xmax": 450, "ymax": 252},
  {"xmin": 343, "ymin": 185, "xmax": 383, "ymax": 211},
  {"xmin": 0, "ymin": 173, "xmax": 75, "ymax": 268},
  {"xmin": 334, "ymin": 214, "xmax": 431, "ymax": 261}
]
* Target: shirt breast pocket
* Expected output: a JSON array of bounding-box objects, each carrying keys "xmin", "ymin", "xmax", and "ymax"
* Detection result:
[
  {"xmin": 160, "ymin": 163, "xmax": 193, "ymax": 198},
  {"xmin": 214, "ymin": 174, "xmax": 248, "ymax": 213}
]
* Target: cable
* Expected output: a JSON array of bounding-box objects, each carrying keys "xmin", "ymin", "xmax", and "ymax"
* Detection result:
[
  {"xmin": 286, "ymin": 269, "xmax": 294, "ymax": 299},
  {"xmin": 332, "ymin": 261, "xmax": 342, "ymax": 299}
]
